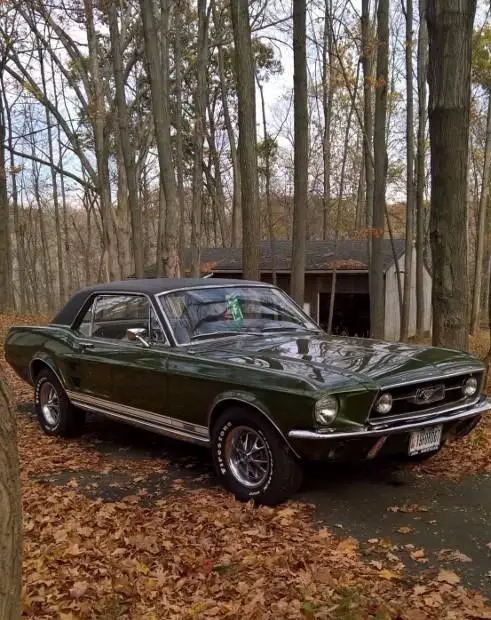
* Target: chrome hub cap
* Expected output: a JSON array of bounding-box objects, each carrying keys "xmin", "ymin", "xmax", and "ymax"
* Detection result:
[
  {"xmin": 224, "ymin": 426, "xmax": 271, "ymax": 488},
  {"xmin": 39, "ymin": 382, "xmax": 60, "ymax": 427}
]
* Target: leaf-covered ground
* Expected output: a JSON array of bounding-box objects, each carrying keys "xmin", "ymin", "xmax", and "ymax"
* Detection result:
[{"xmin": 1, "ymin": 314, "xmax": 491, "ymax": 619}]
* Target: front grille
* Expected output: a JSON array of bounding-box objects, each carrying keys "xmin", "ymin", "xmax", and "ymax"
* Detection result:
[{"xmin": 370, "ymin": 372, "xmax": 483, "ymax": 421}]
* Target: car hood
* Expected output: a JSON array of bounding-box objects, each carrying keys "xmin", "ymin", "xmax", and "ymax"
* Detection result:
[{"xmin": 189, "ymin": 332, "xmax": 483, "ymax": 390}]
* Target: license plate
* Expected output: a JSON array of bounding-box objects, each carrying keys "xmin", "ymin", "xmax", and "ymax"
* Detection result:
[{"xmin": 408, "ymin": 425, "xmax": 443, "ymax": 456}]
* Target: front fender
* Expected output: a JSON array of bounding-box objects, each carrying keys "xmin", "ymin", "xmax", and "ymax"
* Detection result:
[{"xmin": 207, "ymin": 390, "xmax": 301, "ymax": 457}]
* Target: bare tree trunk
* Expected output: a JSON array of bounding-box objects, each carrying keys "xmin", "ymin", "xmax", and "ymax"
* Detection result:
[
  {"xmin": 140, "ymin": 0, "xmax": 180, "ymax": 276},
  {"xmin": 230, "ymin": 0, "xmax": 260, "ymax": 279},
  {"xmin": 416, "ymin": 0, "xmax": 428, "ymax": 341},
  {"xmin": 2, "ymin": 73, "xmax": 26, "ymax": 312},
  {"xmin": 355, "ymin": 154, "xmax": 366, "ymax": 229},
  {"xmin": 174, "ymin": 1, "xmax": 187, "ymax": 258},
  {"xmin": 191, "ymin": 0, "xmax": 210, "ymax": 276},
  {"xmin": 258, "ymin": 79, "xmax": 276, "ymax": 285},
  {"xmin": 370, "ymin": 0, "xmax": 389, "ymax": 339},
  {"xmin": 38, "ymin": 44, "xmax": 64, "ymax": 306},
  {"xmin": 83, "ymin": 0, "xmax": 118, "ymax": 282},
  {"xmin": 115, "ymin": 146, "xmax": 133, "ymax": 278},
  {"xmin": 214, "ymin": 3, "xmax": 241, "ymax": 247},
  {"xmin": 0, "ymin": 106, "xmax": 10, "ymax": 312},
  {"xmin": 291, "ymin": 0, "xmax": 308, "ymax": 304},
  {"xmin": 427, "ymin": 0, "xmax": 476, "ymax": 351},
  {"xmin": 52, "ymin": 63, "xmax": 74, "ymax": 295},
  {"xmin": 361, "ymin": 0, "xmax": 374, "ymax": 231},
  {"xmin": 207, "ymin": 104, "xmax": 228, "ymax": 246},
  {"xmin": 327, "ymin": 68, "xmax": 358, "ymax": 334},
  {"xmin": 108, "ymin": 2, "xmax": 144, "ymax": 277},
  {"xmin": 470, "ymin": 93, "xmax": 491, "ymax": 335},
  {"xmin": 0, "ymin": 381, "xmax": 22, "ymax": 620},
  {"xmin": 401, "ymin": 0, "xmax": 415, "ymax": 341},
  {"xmin": 322, "ymin": 0, "xmax": 334, "ymax": 240}
]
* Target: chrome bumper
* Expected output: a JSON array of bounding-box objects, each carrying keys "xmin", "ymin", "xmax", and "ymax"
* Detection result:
[{"xmin": 288, "ymin": 398, "xmax": 490, "ymax": 441}]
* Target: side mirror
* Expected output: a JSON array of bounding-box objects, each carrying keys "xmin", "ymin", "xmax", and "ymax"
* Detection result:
[{"xmin": 126, "ymin": 327, "xmax": 151, "ymax": 348}]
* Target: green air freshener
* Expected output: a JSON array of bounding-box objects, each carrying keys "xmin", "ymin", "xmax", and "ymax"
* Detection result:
[{"xmin": 226, "ymin": 294, "xmax": 243, "ymax": 321}]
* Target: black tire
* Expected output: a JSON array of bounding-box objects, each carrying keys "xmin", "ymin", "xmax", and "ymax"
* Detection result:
[
  {"xmin": 211, "ymin": 407, "xmax": 303, "ymax": 506},
  {"xmin": 34, "ymin": 368, "xmax": 86, "ymax": 437}
]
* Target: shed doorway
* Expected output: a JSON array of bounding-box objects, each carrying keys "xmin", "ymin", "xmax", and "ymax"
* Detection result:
[{"xmin": 318, "ymin": 292, "xmax": 370, "ymax": 337}]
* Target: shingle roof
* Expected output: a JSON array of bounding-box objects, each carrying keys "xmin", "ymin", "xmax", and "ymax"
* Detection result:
[{"xmin": 176, "ymin": 239, "xmax": 406, "ymax": 274}]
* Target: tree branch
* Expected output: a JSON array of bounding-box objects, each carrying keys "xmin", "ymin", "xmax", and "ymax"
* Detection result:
[{"xmin": 7, "ymin": 148, "xmax": 94, "ymax": 190}]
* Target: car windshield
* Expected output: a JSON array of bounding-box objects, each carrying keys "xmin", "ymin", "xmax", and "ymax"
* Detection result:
[{"xmin": 159, "ymin": 285, "xmax": 321, "ymax": 345}]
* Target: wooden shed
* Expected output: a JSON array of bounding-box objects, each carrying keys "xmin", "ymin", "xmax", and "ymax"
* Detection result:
[{"xmin": 174, "ymin": 239, "xmax": 432, "ymax": 340}]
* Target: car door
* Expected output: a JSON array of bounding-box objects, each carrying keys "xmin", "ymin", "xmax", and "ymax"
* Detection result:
[
  {"xmin": 64, "ymin": 294, "xmax": 121, "ymax": 401},
  {"xmin": 109, "ymin": 300, "xmax": 170, "ymax": 415},
  {"xmin": 65, "ymin": 294, "xmax": 167, "ymax": 408}
]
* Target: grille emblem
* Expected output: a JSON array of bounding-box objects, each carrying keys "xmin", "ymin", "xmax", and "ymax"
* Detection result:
[{"xmin": 415, "ymin": 384, "xmax": 445, "ymax": 404}]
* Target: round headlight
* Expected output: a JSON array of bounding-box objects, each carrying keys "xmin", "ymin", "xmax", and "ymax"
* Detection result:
[
  {"xmin": 375, "ymin": 392, "xmax": 393, "ymax": 414},
  {"xmin": 462, "ymin": 377, "xmax": 478, "ymax": 397},
  {"xmin": 315, "ymin": 395, "xmax": 339, "ymax": 425}
]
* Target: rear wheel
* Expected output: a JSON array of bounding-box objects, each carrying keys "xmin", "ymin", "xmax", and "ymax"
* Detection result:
[
  {"xmin": 34, "ymin": 368, "xmax": 86, "ymax": 437},
  {"xmin": 211, "ymin": 407, "xmax": 303, "ymax": 506}
]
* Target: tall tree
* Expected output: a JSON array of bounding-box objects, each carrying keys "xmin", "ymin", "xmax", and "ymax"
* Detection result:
[
  {"xmin": 361, "ymin": 0, "xmax": 374, "ymax": 231},
  {"xmin": 427, "ymin": 0, "xmax": 476, "ymax": 350},
  {"xmin": 230, "ymin": 0, "xmax": 260, "ymax": 279},
  {"xmin": 401, "ymin": 0, "xmax": 415, "ymax": 341},
  {"xmin": 0, "ymin": 90, "xmax": 10, "ymax": 312},
  {"xmin": 0, "ymin": 381, "xmax": 22, "ymax": 619},
  {"xmin": 471, "ymin": 94, "xmax": 491, "ymax": 335},
  {"xmin": 416, "ymin": 0, "xmax": 428, "ymax": 340},
  {"xmin": 190, "ymin": 0, "xmax": 211, "ymax": 277},
  {"xmin": 83, "ymin": 0, "xmax": 118, "ymax": 281},
  {"xmin": 108, "ymin": 1, "xmax": 144, "ymax": 278},
  {"xmin": 139, "ymin": 0, "xmax": 180, "ymax": 277},
  {"xmin": 322, "ymin": 0, "xmax": 334, "ymax": 240},
  {"xmin": 291, "ymin": 0, "xmax": 308, "ymax": 305},
  {"xmin": 370, "ymin": 0, "xmax": 389, "ymax": 339},
  {"xmin": 214, "ymin": 4, "xmax": 241, "ymax": 247}
]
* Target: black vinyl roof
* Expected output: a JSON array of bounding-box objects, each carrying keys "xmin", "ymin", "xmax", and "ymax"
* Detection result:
[{"xmin": 50, "ymin": 277, "xmax": 260, "ymax": 326}]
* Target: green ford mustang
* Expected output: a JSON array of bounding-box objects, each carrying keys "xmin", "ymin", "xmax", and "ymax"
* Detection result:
[{"xmin": 4, "ymin": 278, "xmax": 490, "ymax": 505}]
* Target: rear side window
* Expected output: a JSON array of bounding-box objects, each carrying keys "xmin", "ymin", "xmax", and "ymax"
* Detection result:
[{"xmin": 77, "ymin": 299, "xmax": 95, "ymax": 337}]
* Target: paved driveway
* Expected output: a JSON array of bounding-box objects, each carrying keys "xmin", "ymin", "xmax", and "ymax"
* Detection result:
[{"xmin": 34, "ymin": 411, "xmax": 491, "ymax": 598}]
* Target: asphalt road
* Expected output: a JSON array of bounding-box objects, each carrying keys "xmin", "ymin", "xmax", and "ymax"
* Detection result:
[{"xmin": 33, "ymin": 412, "xmax": 491, "ymax": 598}]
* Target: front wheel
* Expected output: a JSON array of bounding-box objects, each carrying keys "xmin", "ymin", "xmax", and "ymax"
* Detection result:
[
  {"xmin": 34, "ymin": 368, "xmax": 86, "ymax": 437},
  {"xmin": 211, "ymin": 407, "xmax": 303, "ymax": 506}
]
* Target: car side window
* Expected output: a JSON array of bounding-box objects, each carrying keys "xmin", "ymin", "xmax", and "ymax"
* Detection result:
[
  {"xmin": 77, "ymin": 298, "xmax": 95, "ymax": 337},
  {"xmin": 91, "ymin": 295, "xmax": 148, "ymax": 340}
]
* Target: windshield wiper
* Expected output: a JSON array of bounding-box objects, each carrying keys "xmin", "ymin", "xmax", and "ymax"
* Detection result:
[
  {"xmin": 261, "ymin": 326, "xmax": 312, "ymax": 333},
  {"xmin": 190, "ymin": 331, "xmax": 250, "ymax": 341}
]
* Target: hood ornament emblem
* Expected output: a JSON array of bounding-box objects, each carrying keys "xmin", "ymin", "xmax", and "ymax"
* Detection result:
[{"xmin": 415, "ymin": 384, "xmax": 445, "ymax": 404}]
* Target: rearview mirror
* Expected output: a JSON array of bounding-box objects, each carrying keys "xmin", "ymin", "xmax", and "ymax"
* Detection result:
[{"xmin": 126, "ymin": 328, "xmax": 151, "ymax": 348}]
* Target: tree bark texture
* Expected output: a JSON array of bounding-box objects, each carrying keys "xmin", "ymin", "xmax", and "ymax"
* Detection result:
[
  {"xmin": 0, "ymin": 379, "xmax": 22, "ymax": 620},
  {"xmin": 416, "ymin": 0, "xmax": 428, "ymax": 340},
  {"xmin": 427, "ymin": 0, "xmax": 476, "ymax": 350},
  {"xmin": 140, "ymin": 0, "xmax": 180, "ymax": 277},
  {"xmin": 370, "ymin": 0, "xmax": 389, "ymax": 339},
  {"xmin": 291, "ymin": 0, "xmax": 308, "ymax": 305},
  {"xmin": 190, "ymin": 0, "xmax": 210, "ymax": 277},
  {"xmin": 401, "ymin": 0, "xmax": 415, "ymax": 341},
  {"xmin": 470, "ymin": 93, "xmax": 491, "ymax": 335},
  {"xmin": 230, "ymin": 0, "xmax": 260, "ymax": 280}
]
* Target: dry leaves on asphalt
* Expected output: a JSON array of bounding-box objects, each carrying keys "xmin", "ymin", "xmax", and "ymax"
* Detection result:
[{"xmin": 1, "ymin": 313, "xmax": 491, "ymax": 619}]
